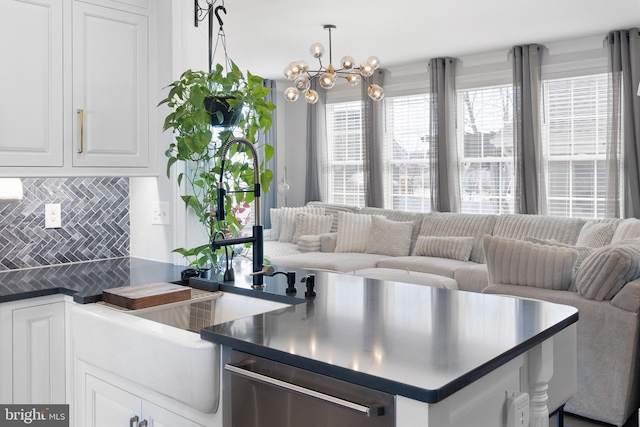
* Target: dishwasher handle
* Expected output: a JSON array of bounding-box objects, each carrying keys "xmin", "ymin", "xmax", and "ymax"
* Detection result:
[{"xmin": 224, "ymin": 363, "xmax": 385, "ymax": 417}]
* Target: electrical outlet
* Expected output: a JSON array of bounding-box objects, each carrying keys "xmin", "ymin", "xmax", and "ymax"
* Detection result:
[
  {"xmin": 151, "ymin": 201, "xmax": 170, "ymax": 225},
  {"xmin": 45, "ymin": 204, "xmax": 62, "ymax": 229},
  {"xmin": 506, "ymin": 392, "xmax": 529, "ymax": 427}
]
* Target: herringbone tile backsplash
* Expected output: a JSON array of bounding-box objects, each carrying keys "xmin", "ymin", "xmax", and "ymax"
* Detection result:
[{"xmin": 0, "ymin": 178, "xmax": 130, "ymax": 271}]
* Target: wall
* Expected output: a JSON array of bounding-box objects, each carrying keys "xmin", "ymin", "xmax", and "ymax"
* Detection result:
[{"xmin": 0, "ymin": 178, "xmax": 129, "ymax": 271}]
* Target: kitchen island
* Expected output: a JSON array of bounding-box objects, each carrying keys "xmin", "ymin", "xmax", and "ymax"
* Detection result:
[
  {"xmin": 202, "ymin": 267, "xmax": 578, "ymax": 427},
  {"xmin": 0, "ymin": 258, "xmax": 578, "ymax": 426}
]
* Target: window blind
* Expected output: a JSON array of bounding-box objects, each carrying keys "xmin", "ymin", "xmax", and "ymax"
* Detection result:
[
  {"xmin": 384, "ymin": 94, "xmax": 431, "ymax": 212},
  {"xmin": 326, "ymin": 102, "xmax": 365, "ymax": 206},
  {"xmin": 541, "ymin": 73, "xmax": 610, "ymax": 218}
]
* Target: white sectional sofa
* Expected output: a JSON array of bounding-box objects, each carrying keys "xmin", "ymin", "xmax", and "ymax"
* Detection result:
[{"xmin": 263, "ymin": 201, "xmax": 640, "ymax": 427}]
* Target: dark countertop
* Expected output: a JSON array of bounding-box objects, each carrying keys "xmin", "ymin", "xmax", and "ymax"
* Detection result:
[
  {"xmin": 201, "ymin": 266, "xmax": 579, "ymax": 404},
  {"xmin": 0, "ymin": 257, "xmax": 579, "ymax": 405},
  {"xmin": 0, "ymin": 257, "xmax": 185, "ymax": 303}
]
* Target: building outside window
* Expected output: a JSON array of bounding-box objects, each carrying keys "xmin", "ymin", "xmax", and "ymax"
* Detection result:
[
  {"xmin": 384, "ymin": 94, "xmax": 431, "ymax": 212},
  {"xmin": 457, "ymin": 85, "xmax": 515, "ymax": 215}
]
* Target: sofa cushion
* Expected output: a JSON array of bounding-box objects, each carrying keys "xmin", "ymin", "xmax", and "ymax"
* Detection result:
[
  {"xmin": 492, "ymin": 214, "xmax": 586, "ymax": 246},
  {"xmin": 272, "ymin": 252, "xmax": 392, "ymax": 272},
  {"xmin": 453, "ymin": 264, "xmax": 489, "ymax": 293},
  {"xmin": 412, "ymin": 236, "xmax": 474, "ymax": 261},
  {"xmin": 418, "ymin": 212, "xmax": 496, "ymax": 263},
  {"xmin": 335, "ymin": 211, "xmax": 384, "ymax": 253},
  {"xmin": 264, "ymin": 241, "xmax": 302, "ymax": 260},
  {"xmin": 364, "ymin": 216, "xmax": 414, "ymax": 257},
  {"xmin": 352, "ymin": 268, "xmax": 458, "ymax": 289},
  {"xmin": 293, "ymin": 213, "xmax": 333, "ymax": 244},
  {"xmin": 574, "ymin": 239, "xmax": 640, "ymax": 301},
  {"xmin": 483, "ymin": 235, "xmax": 578, "ymax": 290},
  {"xmin": 376, "ymin": 256, "xmax": 476, "ymax": 279}
]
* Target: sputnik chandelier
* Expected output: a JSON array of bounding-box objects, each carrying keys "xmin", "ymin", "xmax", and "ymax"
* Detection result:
[{"xmin": 283, "ymin": 25, "xmax": 384, "ymax": 104}]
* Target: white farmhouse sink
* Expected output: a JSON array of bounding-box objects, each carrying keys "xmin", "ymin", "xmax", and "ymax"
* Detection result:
[{"xmin": 71, "ymin": 291, "xmax": 289, "ymax": 414}]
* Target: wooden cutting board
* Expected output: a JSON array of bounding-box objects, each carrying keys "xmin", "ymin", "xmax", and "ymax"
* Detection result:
[{"xmin": 102, "ymin": 282, "xmax": 192, "ymax": 310}]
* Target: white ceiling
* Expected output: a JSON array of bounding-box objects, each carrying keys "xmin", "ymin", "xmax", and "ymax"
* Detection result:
[{"xmin": 205, "ymin": 0, "xmax": 640, "ymax": 81}]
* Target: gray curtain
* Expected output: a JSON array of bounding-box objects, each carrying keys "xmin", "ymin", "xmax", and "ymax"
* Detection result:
[
  {"xmin": 362, "ymin": 69, "xmax": 385, "ymax": 208},
  {"xmin": 512, "ymin": 44, "xmax": 545, "ymax": 215},
  {"xmin": 261, "ymin": 79, "xmax": 277, "ymax": 227},
  {"xmin": 608, "ymin": 29, "xmax": 640, "ymax": 218},
  {"xmin": 305, "ymin": 79, "xmax": 327, "ymax": 203},
  {"xmin": 429, "ymin": 58, "xmax": 460, "ymax": 212}
]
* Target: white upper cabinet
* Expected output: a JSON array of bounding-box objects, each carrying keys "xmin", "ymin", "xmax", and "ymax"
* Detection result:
[
  {"xmin": 0, "ymin": 0, "xmax": 158, "ymax": 177},
  {"xmin": 72, "ymin": 1, "xmax": 150, "ymax": 168},
  {"xmin": 0, "ymin": 0, "xmax": 64, "ymax": 167}
]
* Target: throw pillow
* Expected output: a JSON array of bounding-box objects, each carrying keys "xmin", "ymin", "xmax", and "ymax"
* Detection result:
[
  {"xmin": 335, "ymin": 211, "xmax": 383, "ymax": 253},
  {"xmin": 482, "ymin": 235, "xmax": 578, "ymax": 290},
  {"xmin": 412, "ymin": 236, "xmax": 474, "ymax": 262},
  {"xmin": 574, "ymin": 239, "xmax": 640, "ymax": 301},
  {"xmin": 278, "ymin": 206, "xmax": 324, "ymax": 243},
  {"xmin": 575, "ymin": 221, "xmax": 615, "ymax": 248},
  {"xmin": 523, "ymin": 237, "xmax": 593, "ymax": 271},
  {"xmin": 269, "ymin": 208, "xmax": 283, "ymax": 241},
  {"xmin": 365, "ymin": 216, "xmax": 414, "ymax": 257},
  {"xmin": 292, "ymin": 213, "xmax": 333, "ymax": 244}
]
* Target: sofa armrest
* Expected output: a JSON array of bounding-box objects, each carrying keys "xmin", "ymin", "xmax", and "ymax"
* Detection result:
[
  {"xmin": 611, "ymin": 279, "xmax": 640, "ymax": 313},
  {"xmin": 319, "ymin": 232, "xmax": 337, "ymax": 252}
]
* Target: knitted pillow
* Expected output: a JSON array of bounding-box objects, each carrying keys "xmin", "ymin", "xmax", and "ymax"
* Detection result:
[
  {"xmin": 412, "ymin": 236, "xmax": 474, "ymax": 262},
  {"xmin": 575, "ymin": 222, "xmax": 615, "ymax": 248},
  {"xmin": 335, "ymin": 212, "xmax": 383, "ymax": 253},
  {"xmin": 292, "ymin": 213, "xmax": 333, "ymax": 244},
  {"xmin": 575, "ymin": 239, "xmax": 640, "ymax": 300},
  {"xmin": 482, "ymin": 235, "xmax": 578, "ymax": 290},
  {"xmin": 365, "ymin": 216, "xmax": 414, "ymax": 257}
]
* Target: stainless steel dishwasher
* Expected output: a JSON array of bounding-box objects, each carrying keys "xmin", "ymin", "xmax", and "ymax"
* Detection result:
[{"xmin": 224, "ymin": 350, "xmax": 395, "ymax": 427}]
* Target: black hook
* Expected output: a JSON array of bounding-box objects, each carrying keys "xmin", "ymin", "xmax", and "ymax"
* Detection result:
[{"xmin": 214, "ymin": 5, "xmax": 226, "ymax": 29}]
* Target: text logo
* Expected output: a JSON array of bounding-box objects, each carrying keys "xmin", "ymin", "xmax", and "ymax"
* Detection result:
[{"xmin": 0, "ymin": 405, "xmax": 68, "ymax": 427}]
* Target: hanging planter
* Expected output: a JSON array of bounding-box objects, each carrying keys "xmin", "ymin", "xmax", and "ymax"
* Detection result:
[{"xmin": 203, "ymin": 95, "xmax": 243, "ymax": 128}]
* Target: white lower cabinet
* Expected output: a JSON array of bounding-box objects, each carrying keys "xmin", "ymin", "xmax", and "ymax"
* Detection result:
[
  {"xmin": 83, "ymin": 374, "xmax": 202, "ymax": 427},
  {"xmin": 84, "ymin": 373, "xmax": 205, "ymax": 427},
  {"xmin": 0, "ymin": 295, "xmax": 68, "ymax": 404}
]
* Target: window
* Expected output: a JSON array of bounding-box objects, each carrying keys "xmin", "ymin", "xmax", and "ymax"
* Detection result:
[
  {"xmin": 384, "ymin": 95, "xmax": 431, "ymax": 212},
  {"xmin": 326, "ymin": 102, "xmax": 365, "ymax": 206},
  {"xmin": 541, "ymin": 74, "xmax": 610, "ymax": 218},
  {"xmin": 457, "ymin": 85, "xmax": 515, "ymax": 214}
]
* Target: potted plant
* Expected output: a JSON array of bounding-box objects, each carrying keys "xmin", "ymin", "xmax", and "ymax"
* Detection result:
[{"xmin": 159, "ymin": 61, "xmax": 275, "ymax": 275}]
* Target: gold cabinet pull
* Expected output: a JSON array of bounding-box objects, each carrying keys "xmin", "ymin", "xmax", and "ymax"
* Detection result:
[
  {"xmin": 77, "ymin": 109, "xmax": 84, "ymax": 153},
  {"xmin": 129, "ymin": 415, "xmax": 138, "ymax": 427}
]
